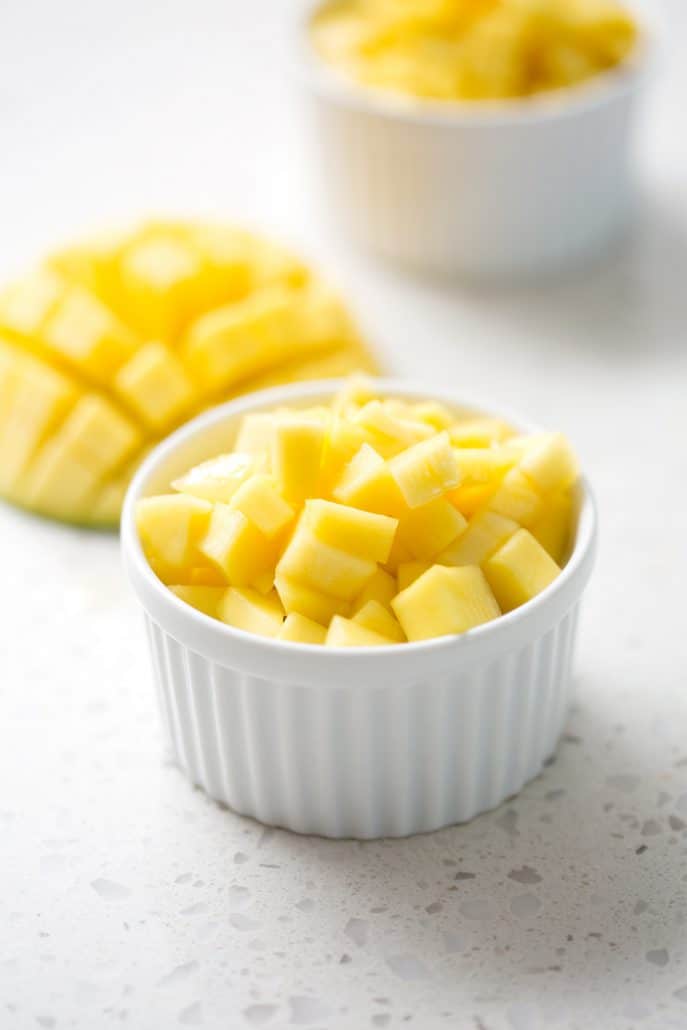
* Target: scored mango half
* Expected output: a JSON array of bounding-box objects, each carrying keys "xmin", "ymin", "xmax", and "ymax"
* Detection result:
[
  {"xmin": 0, "ymin": 220, "xmax": 379, "ymax": 528},
  {"xmin": 136, "ymin": 380, "xmax": 581, "ymax": 646}
]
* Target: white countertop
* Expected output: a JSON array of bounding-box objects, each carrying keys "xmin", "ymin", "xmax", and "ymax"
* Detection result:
[{"xmin": 2, "ymin": 2, "xmax": 687, "ymax": 1028}]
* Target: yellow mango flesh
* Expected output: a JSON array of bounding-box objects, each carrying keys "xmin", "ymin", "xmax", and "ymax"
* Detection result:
[
  {"xmin": 311, "ymin": 0, "xmax": 638, "ymax": 103},
  {"xmin": 137, "ymin": 380, "xmax": 580, "ymax": 645},
  {"xmin": 0, "ymin": 220, "xmax": 378, "ymax": 527},
  {"xmin": 392, "ymin": 565, "xmax": 501, "ymax": 642},
  {"xmin": 483, "ymin": 528, "xmax": 561, "ymax": 612}
]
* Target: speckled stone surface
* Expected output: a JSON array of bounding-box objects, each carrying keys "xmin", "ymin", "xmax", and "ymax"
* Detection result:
[{"xmin": 2, "ymin": 2, "xmax": 687, "ymax": 1028}]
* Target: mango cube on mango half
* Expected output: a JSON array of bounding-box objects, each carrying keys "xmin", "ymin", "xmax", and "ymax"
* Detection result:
[
  {"xmin": 136, "ymin": 380, "xmax": 581, "ymax": 647},
  {"xmin": 0, "ymin": 220, "xmax": 379, "ymax": 527}
]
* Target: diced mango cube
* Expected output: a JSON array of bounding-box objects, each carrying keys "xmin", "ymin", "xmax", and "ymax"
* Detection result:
[
  {"xmin": 389, "ymin": 431, "xmax": 460, "ymax": 508},
  {"xmin": 276, "ymin": 525, "xmax": 376, "ymax": 600},
  {"xmin": 272, "ymin": 416, "xmax": 326, "ymax": 503},
  {"xmin": 0, "ymin": 356, "xmax": 76, "ymax": 491},
  {"xmin": 354, "ymin": 399, "xmax": 433, "ymax": 455},
  {"xmin": 352, "ymin": 600, "xmax": 406, "ymax": 642},
  {"xmin": 446, "ymin": 482, "xmax": 498, "ymax": 517},
  {"xmin": 396, "ymin": 497, "xmax": 467, "ymax": 559},
  {"xmin": 483, "ymin": 529, "xmax": 561, "ymax": 612},
  {"xmin": 233, "ymin": 413, "xmax": 277, "ymax": 461},
  {"xmin": 333, "ymin": 443, "xmax": 406, "ymax": 517},
  {"xmin": 43, "ymin": 286, "xmax": 137, "ymax": 379},
  {"xmin": 325, "ymin": 615, "xmax": 394, "ymax": 648},
  {"xmin": 350, "ymin": 566, "xmax": 397, "ymax": 614},
  {"xmin": 218, "ymin": 587, "xmax": 284, "ymax": 637},
  {"xmin": 230, "ymin": 474, "xmax": 294, "ymax": 538},
  {"xmin": 530, "ymin": 490, "xmax": 574, "ymax": 565},
  {"xmin": 198, "ymin": 504, "xmax": 277, "ymax": 587},
  {"xmin": 449, "ymin": 417, "xmax": 514, "ymax": 447},
  {"xmin": 136, "ymin": 494, "xmax": 213, "ymax": 574},
  {"xmin": 274, "ymin": 573, "xmax": 350, "ymax": 624},
  {"xmin": 487, "ymin": 467, "xmax": 543, "ymax": 526},
  {"xmin": 411, "ymin": 401, "xmax": 455, "ymax": 430},
  {"xmin": 392, "ymin": 565, "xmax": 500, "ymax": 641},
  {"xmin": 169, "ymin": 584, "xmax": 226, "ymax": 618},
  {"xmin": 397, "ymin": 560, "xmax": 432, "ymax": 592},
  {"xmin": 182, "ymin": 286, "xmax": 297, "ymax": 391},
  {"xmin": 303, "ymin": 499, "xmax": 397, "ymax": 563},
  {"xmin": 172, "ymin": 452, "xmax": 255, "ymax": 503},
  {"xmin": 437, "ymin": 510, "xmax": 518, "ymax": 566},
  {"xmin": 0, "ymin": 270, "xmax": 64, "ymax": 337},
  {"xmin": 519, "ymin": 432, "xmax": 580, "ymax": 493},
  {"xmin": 115, "ymin": 341, "xmax": 194, "ymax": 430},
  {"xmin": 452, "ymin": 447, "xmax": 516, "ymax": 484},
  {"xmin": 277, "ymin": 612, "xmax": 328, "ymax": 645},
  {"xmin": 119, "ymin": 236, "xmax": 206, "ymax": 339}
]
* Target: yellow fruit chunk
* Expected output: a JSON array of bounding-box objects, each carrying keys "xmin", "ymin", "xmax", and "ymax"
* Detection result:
[
  {"xmin": 114, "ymin": 342, "xmax": 194, "ymax": 430},
  {"xmin": 25, "ymin": 395, "xmax": 141, "ymax": 515},
  {"xmin": 218, "ymin": 587, "xmax": 284, "ymax": 638},
  {"xmin": 183, "ymin": 286, "xmax": 297, "ymax": 391},
  {"xmin": 0, "ymin": 353, "xmax": 76, "ymax": 493},
  {"xmin": 169, "ymin": 584, "xmax": 226, "ymax": 618},
  {"xmin": 483, "ymin": 529, "xmax": 561, "ymax": 612},
  {"xmin": 230, "ymin": 473, "xmax": 294, "ymax": 539},
  {"xmin": 321, "ymin": 415, "xmax": 369, "ymax": 491},
  {"xmin": 411, "ymin": 401, "xmax": 454, "ymax": 431},
  {"xmin": 530, "ymin": 490, "xmax": 574, "ymax": 565},
  {"xmin": 382, "ymin": 533, "xmax": 414, "ymax": 575},
  {"xmin": 233, "ymin": 414, "xmax": 278, "ymax": 460},
  {"xmin": 452, "ymin": 447, "xmax": 516, "ymax": 485},
  {"xmin": 326, "ymin": 615, "xmax": 394, "ymax": 648},
  {"xmin": 354, "ymin": 399, "xmax": 433, "ymax": 455},
  {"xmin": 392, "ymin": 565, "xmax": 501, "ymax": 642},
  {"xmin": 397, "ymin": 497, "xmax": 467, "ymax": 559},
  {"xmin": 172, "ymin": 452, "xmax": 255, "ymax": 503},
  {"xmin": 352, "ymin": 599, "xmax": 406, "ymax": 642},
  {"xmin": 136, "ymin": 494, "xmax": 213, "ymax": 575},
  {"xmin": 198, "ymin": 504, "xmax": 276, "ymax": 587},
  {"xmin": 43, "ymin": 286, "xmax": 136, "ymax": 380},
  {"xmin": 119, "ymin": 236, "xmax": 207, "ymax": 339},
  {"xmin": 519, "ymin": 432, "xmax": 580, "ymax": 494},
  {"xmin": 0, "ymin": 270, "xmax": 64, "ymax": 338},
  {"xmin": 277, "ymin": 612, "xmax": 328, "ymax": 645},
  {"xmin": 449, "ymin": 418, "xmax": 514, "ymax": 447},
  {"xmin": 333, "ymin": 443, "xmax": 406, "ymax": 518},
  {"xmin": 304, "ymin": 499, "xmax": 397, "ymax": 563},
  {"xmin": 487, "ymin": 468, "xmax": 543, "ymax": 526},
  {"xmin": 272, "ymin": 417, "xmax": 326, "ymax": 502},
  {"xmin": 437, "ymin": 510, "xmax": 519, "ymax": 567},
  {"xmin": 274, "ymin": 573, "xmax": 350, "ymax": 624},
  {"xmin": 276, "ymin": 525, "xmax": 376, "ymax": 601},
  {"xmin": 397, "ymin": 561, "xmax": 432, "ymax": 592},
  {"xmin": 389, "ymin": 431, "xmax": 460, "ymax": 509},
  {"xmin": 350, "ymin": 566, "xmax": 396, "ymax": 614},
  {"xmin": 447, "ymin": 482, "xmax": 498, "ymax": 517}
]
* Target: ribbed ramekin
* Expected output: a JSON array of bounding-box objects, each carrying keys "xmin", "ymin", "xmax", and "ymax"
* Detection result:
[
  {"xmin": 122, "ymin": 379, "xmax": 597, "ymax": 838},
  {"xmin": 297, "ymin": 1, "xmax": 655, "ymax": 278}
]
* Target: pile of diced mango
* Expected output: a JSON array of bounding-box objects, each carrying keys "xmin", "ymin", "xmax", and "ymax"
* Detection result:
[
  {"xmin": 136, "ymin": 380, "xmax": 580, "ymax": 646},
  {"xmin": 311, "ymin": 0, "xmax": 637, "ymax": 102},
  {"xmin": 0, "ymin": 221, "xmax": 377, "ymax": 527}
]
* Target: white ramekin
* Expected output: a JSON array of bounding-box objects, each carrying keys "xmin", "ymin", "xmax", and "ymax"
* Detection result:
[
  {"xmin": 122, "ymin": 379, "xmax": 597, "ymax": 839},
  {"xmin": 297, "ymin": 1, "xmax": 656, "ymax": 278}
]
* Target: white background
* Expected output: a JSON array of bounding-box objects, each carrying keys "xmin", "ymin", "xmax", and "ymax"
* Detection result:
[{"xmin": 2, "ymin": 2, "xmax": 687, "ymax": 1028}]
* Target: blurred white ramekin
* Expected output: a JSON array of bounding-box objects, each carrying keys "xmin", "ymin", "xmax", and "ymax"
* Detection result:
[
  {"xmin": 122, "ymin": 379, "xmax": 597, "ymax": 838},
  {"xmin": 297, "ymin": 1, "xmax": 656, "ymax": 278}
]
